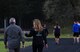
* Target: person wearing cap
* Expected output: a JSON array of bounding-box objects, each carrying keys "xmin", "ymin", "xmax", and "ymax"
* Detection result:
[{"xmin": 4, "ymin": 18, "xmax": 24, "ymax": 52}]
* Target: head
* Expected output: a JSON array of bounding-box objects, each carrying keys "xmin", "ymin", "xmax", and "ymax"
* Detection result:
[
  {"xmin": 9, "ymin": 18, "xmax": 16, "ymax": 24},
  {"xmin": 74, "ymin": 21, "xmax": 77, "ymax": 24},
  {"xmin": 33, "ymin": 19, "xmax": 43, "ymax": 31}
]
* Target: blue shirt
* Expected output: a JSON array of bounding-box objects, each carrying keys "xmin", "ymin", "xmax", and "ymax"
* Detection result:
[{"xmin": 73, "ymin": 24, "xmax": 79, "ymax": 33}]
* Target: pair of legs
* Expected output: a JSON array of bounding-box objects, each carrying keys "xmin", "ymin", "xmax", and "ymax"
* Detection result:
[
  {"xmin": 9, "ymin": 47, "xmax": 20, "ymax": 52},
  {"xmin": 54, "ymin": 33, "xmax": 60, "ymax": 44},
  {"xmin": 73, "ymin": 37, "xmax": 79, "ymax": 43},
  {"xmin": 54, "ymin": 37, "xmax": 60, "ymax": 44},
  {"xmin": 73, "ymin": 32, "xmax": 79, "ymax": 43},
  {"xmin": 32, "ymin": 44, "xmax": 43, "ymax": 52}
]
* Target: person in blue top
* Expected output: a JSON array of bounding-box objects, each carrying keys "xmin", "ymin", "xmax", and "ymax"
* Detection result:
[
  {"xmin": 53, "ymin": 23, "xmax": 61, "ymax": 45},
  {"xmin": 72, "ymin": 21, "xmax": 80, "ymax": 44}
]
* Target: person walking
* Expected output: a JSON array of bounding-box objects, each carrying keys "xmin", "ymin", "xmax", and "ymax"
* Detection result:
[
  {"xmin": 73, "ymin": 21, "xmax": 80, "ymax": 44},
  {"xmin": 25, "ymin": 19, "xmax": 48, "ymax": 52},
  {"xmin": 53, "ymin": 23, "xmax": 61, "ymax": 45},
  {"xmin": 4, "ymin": 18, "xmax": 24, "ymax": 52}
]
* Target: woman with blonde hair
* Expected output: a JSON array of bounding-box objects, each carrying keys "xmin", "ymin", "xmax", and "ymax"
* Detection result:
[{"xmin": 25, "ymin": 19, "xmax": 48, "ymax": 52}]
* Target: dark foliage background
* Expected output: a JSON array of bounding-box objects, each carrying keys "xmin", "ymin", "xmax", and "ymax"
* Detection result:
[{"xmin": 0, "ymin": 0, "xmax": 80, "ymax": 32}]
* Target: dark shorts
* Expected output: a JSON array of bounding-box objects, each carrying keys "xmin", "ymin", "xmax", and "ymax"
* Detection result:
[
  {"xmin": 79, "ymin": 32, "xmax": 80, "ymax": 35},
  {"xmin": 73, "ymin": 32, "xmax": 79, "ymax": 37},
  {"xmin": 54, "ymin": 33, "xmax": 60, "ymax": 38}
]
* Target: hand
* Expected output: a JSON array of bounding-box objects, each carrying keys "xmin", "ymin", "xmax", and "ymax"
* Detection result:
[
  {"xmin": 5, "ymin": 45, "xmax": 7, "ymax": 49},
  {"xmin": 22, "ymin": 42, "xmax": 25, "ymax": 48},
  {"xmin": 22, "ymin": 45, "xmax": 25, "ymax": 48},
  {"xmin": 45, "ymin": 44, "xmax": 48, "ymax": 48},
  {"xmin": 22, "ymin": 43, "xmax": 25, "ymax": 48}
]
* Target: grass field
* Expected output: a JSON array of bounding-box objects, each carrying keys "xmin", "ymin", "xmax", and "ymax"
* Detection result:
[
  {"xmin": 0, "ymin": 34, "xmax": 4, "ymax": 39},
  {"xmin": 0, "ymin": 41, "xmax": 32, "ymax": 52},
  {"xmin": 0, "ymin": 33, "xmax": 73, "ymax": 39},
  {"xmin": 48, "ymin": 33, "xmax": 73, "ymax": 38},
  {"xmin": 0, "ymin": 41, "xmax": 7, "ymax": 52}
]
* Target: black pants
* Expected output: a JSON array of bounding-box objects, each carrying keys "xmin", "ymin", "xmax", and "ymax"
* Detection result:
[
  {"xmin": 32, "ymin": 44, "xmax": 44, "ymax": 52},
  {"xmin": 9, "ymin": 48, "xmax": 20, "ymax": 52}
]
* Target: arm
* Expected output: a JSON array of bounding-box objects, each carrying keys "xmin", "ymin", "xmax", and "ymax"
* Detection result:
[
  {"xmin": 4, "ymin": 29, "xmax": 8, "ymax": 48},
  {"xmin": 19, "ymin": 27, "xmax": 25, "ymax": 46},
  {"xmin": 25, "ymin": 29, "xmax": 33, "ymax": 37},
  {"xmin": 43, "ymin": 30, "xmax": 47, "ymax": 45},
  {"xmin": 53, "ymin": 26, "xmax": 56, "ymax": 32},
  {"xmin": 58, "ymin": 26, "xmax": 61, "ymax": 33},
  {"xmin": 43, "ymin": 30, "xmax": 48, "ymax": 48},
  {"xmin": 44, "ymin": 28, "xmax": 49, "ymax": 36}
]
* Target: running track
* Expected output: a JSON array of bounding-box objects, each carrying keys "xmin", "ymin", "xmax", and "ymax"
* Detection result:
[{"xmin": 20, "ymin": 38, "xmax": 80, "ymax": 52}]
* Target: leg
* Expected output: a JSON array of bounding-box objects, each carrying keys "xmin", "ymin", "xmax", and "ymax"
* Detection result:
[
  {"xmin": 73, "ymin": 37, "xmax": 76, "ymax": 43},
  {"xmin": 55, "ymin": 35, "xmax": 60, "ymax": 44},
  {"xmin": 57, "ymin": 38, "xmax": 60, "ymax": 44},
  {"xmin": 55, "ymin": 38, "xmax": 59, "ymax": 44},
  {"xmin": 38, "ymin": 44, "xmax": 43, "ymax": 52},
  {"xmin": 76, "ymin": 33, "xmax": 79, "ymax": 43},
  {"xmin": 55, "ymin": 34, "xmax": 60, "ymax": 44},
  {"xmin": 32, "ymin": 44, "xmax": 37, "ymax": 52},
  {"xmin": 14, "ymin": 48, "xmax": 20, "ymax": 52},
  {"xmin": 73, "ymin": 33, "xmax": 76, "ymax": 44},
  {"xmin": 9, "ymin": 48, "xmax": 14, "ymax": 52},
  {"xmin": 77, "ymin": 37, "xmax": 79, "ymax": 43}
]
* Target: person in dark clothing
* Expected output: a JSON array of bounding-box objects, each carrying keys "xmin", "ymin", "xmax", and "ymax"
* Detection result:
[
  {"xmin": 53, "ymin": 23, "xmax": 61, "ymax": 44},
  {"xmin": 43, "ymin": 24, "xmax": 49, "ymax": 36},
  {"xmin": 4, "ymin": 18, "xmax": 24, "ymax": 52},
  {"xmin": 25, "ymin": 19, "xmax": 48, "ymax": 52},
  {"xmin": 72, "ymin": 21, "xmax": 80, "ymax": 44}
]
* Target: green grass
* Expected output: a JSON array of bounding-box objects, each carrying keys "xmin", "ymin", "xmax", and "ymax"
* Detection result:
[
  {"xmin": 48, "ymin": 34, "xmax": 73, "ymax": 38},
  {"xmin": 0, "ymin": 41, "xmax": 8, "ymax": 52},
  {"xmin": 0, "ymin": 41, "xmax": 32, "ymax": 52},
  {"xmin": 21, "ymin": 41, "xmax": 32, "ymax": 48},
  {"xmin": 0, "ymin": 33, "xmax": 73, "ymax": 39},
  {"xmin": 0, "ymin": 34, "xmax": 4, "ymax": 39}
]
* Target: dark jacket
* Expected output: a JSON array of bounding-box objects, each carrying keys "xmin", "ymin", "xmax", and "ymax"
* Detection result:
[
  {"xmin": 4, "ymin": 24, "xmax": 24, "ymax": 49},
  {"xmin": 25, "ymin": 29, "xmax": 47, "ymax": 45},
  {"xmin": 44, "ymin": 27, "xmax": 49, "ymax": 36}
]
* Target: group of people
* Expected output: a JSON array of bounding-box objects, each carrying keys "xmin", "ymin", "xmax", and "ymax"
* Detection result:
[
  {"xmin": 53, "ymin": 21, "xmax": 80, "ymax": 45},
  {"xmin": 4, "ymin": 17, "xmax": 80, "ymax": 52},
  {"xmin": 4, "ymin": 18, "xmax": 48, "ymax": 52}
]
